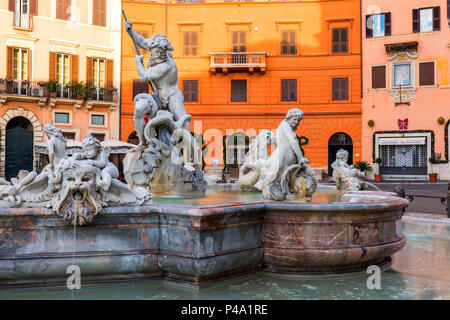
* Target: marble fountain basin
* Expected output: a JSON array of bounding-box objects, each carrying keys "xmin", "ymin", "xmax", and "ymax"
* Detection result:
[{"xmin": 0, "ymin": 185, "xmax": 407, "ymax": 289}]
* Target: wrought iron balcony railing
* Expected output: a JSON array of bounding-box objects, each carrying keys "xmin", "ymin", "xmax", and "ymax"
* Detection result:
[
  {"xmin": 0, "ymin": 79, "xmax": 117, "ymax": 103},
  {"xmin": 209, "ymin": 52, "xmax": 266, "ymax": 73},
  {"xmin": 14, "ymin": 12, "xmax": 33, "ymax": 30}
]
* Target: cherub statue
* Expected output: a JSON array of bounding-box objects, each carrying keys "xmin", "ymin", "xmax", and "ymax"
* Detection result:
[
  {"xmin": 43, "ymin": 123, "xmax": 68, "ymax": 170},
  {"xmin": 72, "ymin": 135, "xmax": 119, "ymax": 192},
  {"xmin": 331, "ymin": 149, "xmax": 366, "ymax": 191}
]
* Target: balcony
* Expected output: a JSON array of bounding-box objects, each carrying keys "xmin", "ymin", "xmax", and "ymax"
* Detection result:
[
  {"xmin": 0, "ymin": 79, "xmax": 118, "ymax": 110},
  {"xmin": 14, "ymin": 12, "xmax": 33, "ymax": 31},
  {"xmin": 209, "ymin": 52, "xmax": 266, "ymax": 74}
]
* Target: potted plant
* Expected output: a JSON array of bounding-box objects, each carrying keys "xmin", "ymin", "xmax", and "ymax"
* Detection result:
[
  {"xmin": 46, "ymin": 81, "xmax": 60, "ymax": 97},
  {"xmin": 428, "ymin": 172, "xmax": 438, "ymax": 182},
  {"xmin": 428, "ymin": 156, "xmax": 439, "ymax": 182},
  {"xmin": 355, "ymin": 161, "xmax": 372, "ymax": 179},
  {"xmin": 80, "ymin": 82, "xmax": 94, "ymax": 100},
  {"xmin": 374, "ymin": 157, "xmax": 383, "ymax": 182},
  {"xmin": 5, "ymin": 76, "xmax": 12, "ymax": 83},
  {"xmin": 72, "ymin": 81, "xmax": 83, "ymax": 99},
  {"xmin": 37, "ymin": 81, "xmax": 46, "ymax": 87}
]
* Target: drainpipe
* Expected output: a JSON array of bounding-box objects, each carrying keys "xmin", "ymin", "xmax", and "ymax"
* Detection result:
[
  {"xmin": 165, "ymin": 0, "xmax": 168, "ymax": 36},
  {"xmin": 360, "ymin": 0, "xmax": 363, "ymax": 99}
]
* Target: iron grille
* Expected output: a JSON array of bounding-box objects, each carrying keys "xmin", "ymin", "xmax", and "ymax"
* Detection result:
[{"xmin": 380, "ymin": 144, "xmax": 427, "ymax": 168}]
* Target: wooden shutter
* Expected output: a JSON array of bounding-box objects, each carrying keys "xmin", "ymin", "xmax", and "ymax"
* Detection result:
[
  {"xmin": 412, "ymin": 9, "xmax": 419, "ymax": 33},
  {"xmin": 86, "ymin": 57, "xmax": 93, "ymax": 84},
  {"xmin": 419, "ymin": 62, "xmax": 435, "ymax": 86},
  {"xmin": 448, "ymin": 0, "xmax": 450, "ymax": 19},
  {"xmin": 30, "ymin": 0, "xmax": 38, "ymax": 15},
  {"xmin": 433, "ymin": 6, "xmax": 441, "ymax": 31},
  {"xmin": 8, "ymin": 0, "xmax": 15, "ymax": 12},
  {"xmin": 93, "ymin": 0, "xmax": 106, "ymax": 27},
  {"xmin": 183, "ymin": 80, "xmax": 198, "ymax": 102},
  {"xmin": 49, "ymin": 52, "xmax": 56, "ymax": 81},
  {"xmin": 191, "ymin": 32, "xmax": 198, "ymax": 56},
  {"xmin": 70, "ymin": 54, "xmax": 78, "ymax": 82},
  {"xmin": 133, "ymin": 79, "xmax": 149, "ymax": 99},
  {"xmin": 281, "ymin": 79, "xmax": 297, "ymax": 102},
  {"xmin": 231, "ymin": 80, "xmax": 246, "ymax": 102},
  {"xmin": 366, "ymin": 15, "xmax": 373, "ymax": 38},
  {"xmin": 6, "ymin": 47, "xmax": 13, "ymax": 79},
  {"xmin": 371, "ymin": 65, "xmax": 386, "ymax": 89},
  {"xmin": 106, "ymin": 59, "xmax": 114, "ymax": 88},
  {"xmin": 27, "ymin": 50, "xmax": 32, "ymax": 81},
  {"xmin": 342, "ymin": 78, "xmax": 348, "ymax": 100},
  {"xmin": 384, "ymin": 12, "xmax": 391, "ymax": 36},
  {"xmin": 332, "ymin": 78, "xmax": 348, "ymax": 101}
]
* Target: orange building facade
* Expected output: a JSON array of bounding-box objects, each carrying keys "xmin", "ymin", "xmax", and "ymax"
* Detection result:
[{"xmin": 121, "ymin": 0, "xmax": 362, "ymax": 176}]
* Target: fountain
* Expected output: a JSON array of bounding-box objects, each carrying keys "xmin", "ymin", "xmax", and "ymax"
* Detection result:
[{"xmin": 0, "ymin": 27, "xmax": 407, "ymax": 290}]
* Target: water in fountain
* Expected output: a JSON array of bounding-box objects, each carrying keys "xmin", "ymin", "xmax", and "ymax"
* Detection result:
[{"xmin": 364, "ymin": 181, "xmax": 383, "ymax": 192}]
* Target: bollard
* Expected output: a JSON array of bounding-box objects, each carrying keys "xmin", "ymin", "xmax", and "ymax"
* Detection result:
[
  {"xmin": 448, "ymin": 183, "xmax": 450, "ymax": 218},
  {"xmin": 394, "ymin": 185, "xmax": 406, "ymax": 213}
]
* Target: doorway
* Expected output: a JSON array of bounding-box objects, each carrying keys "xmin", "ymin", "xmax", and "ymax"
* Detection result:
[
  {"xmin": 328, "ymin": 132, "xmax": 353, "ymax": 176},
  {"xmin": 5, "ymin": 116, "xmax": 34, "ymax": 180}
]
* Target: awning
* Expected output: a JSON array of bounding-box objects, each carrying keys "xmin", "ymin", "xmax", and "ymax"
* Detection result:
[{"xmin": 378, "ymin": 137, "xmax": 426, "ymax": 146}]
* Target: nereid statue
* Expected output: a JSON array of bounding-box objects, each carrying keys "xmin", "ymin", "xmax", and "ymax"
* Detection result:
[
  {"xmin": 238, "ymin": 108, "xmax": 318, "ymax": 201},
  {"xmin": 331, "ymin": 149, "xmax": 367, "ymax": 192},
  {"xmin": 0, "ymin": 126, "xmax": 151, "ymax": 225},
  {"xmin": 123, "ymin": 22, "xmax": 206, "ymax": 193}
]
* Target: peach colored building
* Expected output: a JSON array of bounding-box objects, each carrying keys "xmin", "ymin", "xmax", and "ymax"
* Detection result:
[
  {"xmin": 121, "ymin": 0, "xmax": 362, "ymax": 178},
  {"xmin": 0, "ymin": 0, "xmax": 121, "ymax": 179},
  {"xmin": 362, "ymin": 0, "xmax": 450, "ymax": 179}
]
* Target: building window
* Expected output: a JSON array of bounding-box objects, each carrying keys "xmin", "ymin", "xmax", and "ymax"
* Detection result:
[
  {"xmin": 183, "ymin": 80, "xmax": 198, "ymax": 103},
  {"xmin": 281, "ymin": 30, "xmax": 297, "ymax": 56},
  {"xmin": 54, "ymin": 112, "xmax": 70, "ymax": 124},
  {"xmin": 419, "ymin": 62, "xmax": 435, "ymax": 86},
  {"xmin": 281, "ymin": 79, "xmax": 297, "ymax": 102},
  {"xmin": 132, "ymin": 79, "xmax": 149, "ymax": 99},
  {"xmin": 92, "ymin": 133, "xmax": 105, "ymax": 142},
  {"xmin": 366, "ymin": 13, "xmax": 391, "ymax": 38},
  {"xmin": 56, "ymin": 0, "xmax": 71, "ymax": 20},
  {"xmin": 56, "ymin": 53, "xmax": 70, "ymax": 85},
  {"xmin": 183, "ymin": 32, "xmax": 198, "ymax": 56},
  {"xmin": 371, "ymin": 65, "xmax": 386, "ymax": 89},
  {"xmin": 13, "ymin": 48, "xmax": 29, "ymax": 81},
  {"xmin": 231, "ymin": 31, "xmax": 247, "ymax": 64},
  {"xmin": 62, "ymin": 132, "xmax": 75, "ymax": 140},
  {"xmin": 332, "ymin": 78, "xmax": 349, "ymax": 101},
  {"xmin": 231, "ymin": 31, "xmax": 247, "ymax": 52},
  {"xmin": 393, "ymin": 64, "xmax": 411, "ymax": 86},
  {"xmin": 231, "ymin": 79, "xmax": 247, "ymax": 102},
  {"xmin": 332, "ymin": 28, "xmax": 348, "ymax": 54},
  {"xmin": 93, "ymin": 0, "xmax": 106, "ymax": 27},
  {"xmin": 93, "ymin": 58, "xmax": 106, "ymax": 88},
  {"xmin": 91, "ymin": 114, "xmax": 105, "ymax": 126},
  {"xmin": 413, "ymin": 7, "xmax": 440, "ymax": 32}
]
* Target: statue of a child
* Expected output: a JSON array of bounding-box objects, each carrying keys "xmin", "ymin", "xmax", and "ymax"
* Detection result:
[{"xmin": 72, "ymin": 135, "xmax": 119, "ymax": 191}]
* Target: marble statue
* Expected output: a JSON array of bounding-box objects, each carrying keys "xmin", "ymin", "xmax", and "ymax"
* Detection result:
[
  {"xmin": 0, "ymin": 126, "xmax": 151, "ymax": 225},
  {"xmin": 239, "ymin": 108, "xmax": 318, "ymax": 201},
  {"xmin": 123, "ymin": 22, "xmax": 206, "ymax": 194},
  {"xmin": 331, "ymin": 149, "xmax": 367, "ymax": 192},
  {"xmin": 238, "ymin": 129, "xmax": 275, "ymax": 190}
]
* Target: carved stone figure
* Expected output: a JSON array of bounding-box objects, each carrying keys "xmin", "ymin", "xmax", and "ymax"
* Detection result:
[
  {"xmin": 239, "ymin": 109, "xmax": 318, "ymax": 201},
  {"xmin": 125, "ymin": 22, "xmax": 192, "ymax": 145},
  {"xmin": 238, "ymin": 130, "xmax": 275, "ymax": 190},
  {"xmin": 0, "ymin": 127, "xmax": 151, "ymax": 225},
  {"xmin": 123, "ymin": 23, "xmax": 206, "ymax": 194},
  {"xmin": 331, "ymin": 149, "xmax": 367, "ymax": 192}
]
